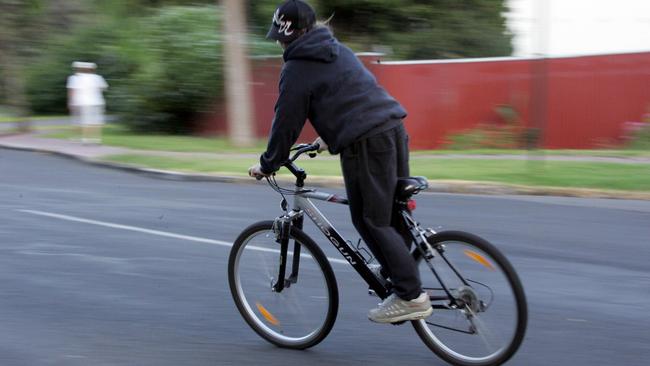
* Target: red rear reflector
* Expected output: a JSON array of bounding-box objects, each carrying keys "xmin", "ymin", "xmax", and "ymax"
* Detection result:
[{"xmin": 407, "ymin": 199, "xmax": 417, "ymax": 211}]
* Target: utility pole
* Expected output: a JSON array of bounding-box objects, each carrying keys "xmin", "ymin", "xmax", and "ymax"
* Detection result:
[
  {"xmin": 222, "ymin": 0, "xmax": 255, "ymax": 146},
  {"xmin": 530, "ymin": 0, "xmax": 551, "ymax": 150}
]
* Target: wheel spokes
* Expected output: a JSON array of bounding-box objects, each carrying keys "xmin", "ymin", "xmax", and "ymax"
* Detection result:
[{"xmin": 414, "ymin": 236, "xmax": 524, "ymax": 363}]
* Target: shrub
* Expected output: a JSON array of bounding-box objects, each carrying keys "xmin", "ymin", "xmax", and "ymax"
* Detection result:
[
  {"xmin": 443, "ymin": 104, "xmax": 534, "ymax": 150},
  {"xmin": 625, "ymin": 113, "xmax": 650, "ymax": 150},
  {"xmin": 115, "ymin": 5, "xmax": 279, "ymax": 134},
  {"xmin": 114, "ymin": 6, "xmax": 223, "ymax": 133},
  {"xmin": 114, "ymin": 6, "xmax": 279, "ymax": 134}
]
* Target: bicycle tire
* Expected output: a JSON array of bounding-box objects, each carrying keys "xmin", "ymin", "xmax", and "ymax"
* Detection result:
[
  {"xmin": 411, "ymin": 230, "xmax": 527, "ymax": 366},
  {"xmin": 228, "ymin": 220, "xmax": 339, "ymax": 349}
]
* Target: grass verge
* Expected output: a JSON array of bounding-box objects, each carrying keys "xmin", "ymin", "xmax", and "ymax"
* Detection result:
[
  {"xmin": 42, "ymin": 125, "xmax": 650, "ymax": 157},
  {"xmin": 0, "ymin": 115, "xmax": 68, "ymax": 123},
  {"xmin": 104, "ymin": 154, "xmax": 650, "ymax": 192},
  {"xmin": 411, "ymin": 149, "xmax": 650, "ymax": 158},
  {"xmin": 43, "ymin": 125, "xmax": 268, "ymax": 153}
]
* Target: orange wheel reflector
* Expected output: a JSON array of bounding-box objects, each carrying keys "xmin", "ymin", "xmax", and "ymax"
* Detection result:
[
  {"xmin": 256, "ymin": 302, "xmax": 280, "ymax": 326},
  {"xmin": 463, "ymin": 250, "xmax": 495, "ymax": 271}
]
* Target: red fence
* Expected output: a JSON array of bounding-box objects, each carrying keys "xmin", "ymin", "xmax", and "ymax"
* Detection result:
[{"xmin": 198, "ymin": 52, "xmax": 650, "ymax": 149}]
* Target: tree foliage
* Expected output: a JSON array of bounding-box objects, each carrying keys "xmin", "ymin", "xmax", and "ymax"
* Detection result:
[
  {"xmin": 248, "ymin": 0, "xmax": 512, "ymax": 60},
  {"xmin": 24, "ymin": 4, "xmax": 278, "ymax": 134},
  {"xmin": 1, "ymin": 0, "xmax": 97, "ymax": 117},
  {"xmin": 0, "ymin": 0, "xmax": 56, "ymax": 116},
  {"xmin": 16, "ymin": 0, "xmax": 512, "ymax": 134}
]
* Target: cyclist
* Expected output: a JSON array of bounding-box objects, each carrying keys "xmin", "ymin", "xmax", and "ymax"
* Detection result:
[{"xmin": 248, "ymin": 0, "xmax": 433, "ymax": 324}]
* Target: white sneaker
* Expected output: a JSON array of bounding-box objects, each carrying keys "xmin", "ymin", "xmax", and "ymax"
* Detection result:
[{"xmin": 368, "ymin": 292, "xmax": 433, "ymax": 323}]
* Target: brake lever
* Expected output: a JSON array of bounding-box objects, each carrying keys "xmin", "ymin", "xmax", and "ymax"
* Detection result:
[
  {"xmin": 288, "ymin": 143, "xmax": 320, "ymax": 162},
  {"xmin": 290, "ymin": 143, "xmax": 310, "ymax": 151}
]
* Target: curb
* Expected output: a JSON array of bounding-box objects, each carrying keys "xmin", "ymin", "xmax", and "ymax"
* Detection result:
[
  {"xmin": 424, "ymin": 180, "xmax": 650, "ymax": 200},
  {"xmin": 2, "ymin": 144, "xmax": 649, "ymax": 200}
]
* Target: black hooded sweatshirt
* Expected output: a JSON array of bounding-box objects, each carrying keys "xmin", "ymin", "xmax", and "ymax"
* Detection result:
[{"xmin": 259, "ymin": 26, "xmax": 407, "ymax": 174}]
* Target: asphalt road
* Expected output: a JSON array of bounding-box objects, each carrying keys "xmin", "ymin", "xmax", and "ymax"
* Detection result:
[{"xmin": 1, "ymin": 148, "xmax": 649, "ymax": 366}]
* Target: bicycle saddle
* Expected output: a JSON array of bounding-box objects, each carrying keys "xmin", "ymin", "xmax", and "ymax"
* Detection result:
[{"xmin": 396, "ymin": 176, "xmax": 429, "ymax": 198}]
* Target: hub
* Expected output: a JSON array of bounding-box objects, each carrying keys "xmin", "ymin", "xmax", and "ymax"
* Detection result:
[{"xmin": 455, "ymin": 285, "xmax": 482, "ymax": 313}]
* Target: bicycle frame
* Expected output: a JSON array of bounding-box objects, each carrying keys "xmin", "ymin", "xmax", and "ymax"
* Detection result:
[
  {"xmin": 289, "ymin": 190, "xmax": 391, "ymax": 299},
  {"xmin": 270, "ymin": 146, "xmax": 459, "ymax": 306},
  {"xmin": 274, "ymin": 184, "xmax": 473, "ymax": 308}
]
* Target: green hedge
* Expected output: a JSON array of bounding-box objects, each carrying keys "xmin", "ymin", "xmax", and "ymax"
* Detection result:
[
  {"xmin": 115, "ymin": 6, "xmax": 225, "ymax": 134},
  {"xmin": 627, "ymin": 124, "xmax": 650, "ymax": 150},
  {"xmin": 248, "ymin": 0, "xmax": 512, "ymax": 60}
]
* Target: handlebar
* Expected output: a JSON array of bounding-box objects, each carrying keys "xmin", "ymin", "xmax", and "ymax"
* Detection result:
[
  {"xmin": 279, "ymin": 143, "xmax": 321, "ymax": 187},
  {"xmin": 253, "ymin": 143, "xmax": 321, "ymax": 183},
  {"xmin": 288, "ymin": 143, "xmax": 321, "ymax": 163}
]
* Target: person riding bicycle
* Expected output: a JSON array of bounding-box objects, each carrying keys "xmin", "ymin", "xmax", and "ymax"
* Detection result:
[{"xmin": 248, "ymin": 0, "xmax": 433, "ymax": 324}]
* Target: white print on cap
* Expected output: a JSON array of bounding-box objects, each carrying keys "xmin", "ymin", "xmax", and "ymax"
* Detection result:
[{"xmin": 273, "ymin": 9, "xmax": 294, "ymax": 37}]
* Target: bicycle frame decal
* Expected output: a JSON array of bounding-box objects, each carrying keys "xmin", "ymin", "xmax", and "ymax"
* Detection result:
[
  {"xmin": 294, "ymin": 192, "xmax": 389, "ymax": 298},
  {"xmin": 296, "ymin": 194, "xmax": 358, "ymax": 265},
  {"xmin": 326, "ymin": 195, "xmax": 349, "ymax": 205}
]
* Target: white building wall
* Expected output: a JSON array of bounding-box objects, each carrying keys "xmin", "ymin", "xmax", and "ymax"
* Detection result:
[{"xmin": 506, "ymin": 0, "xmax": 650, "ymax": 57}]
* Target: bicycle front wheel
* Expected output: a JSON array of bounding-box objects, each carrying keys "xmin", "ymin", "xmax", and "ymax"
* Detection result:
[
  {"xmin": 412, "ymin": 231, "xmax": 527, "ymax": 366},
  {"xmin": 228, "ymin": 220, "xmax": 338, "ymax": 349}
]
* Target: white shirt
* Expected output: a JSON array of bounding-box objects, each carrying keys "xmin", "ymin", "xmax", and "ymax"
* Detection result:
[{"xmin": 67, "ymin": 73, "xmax": 108, "ymax": 106}]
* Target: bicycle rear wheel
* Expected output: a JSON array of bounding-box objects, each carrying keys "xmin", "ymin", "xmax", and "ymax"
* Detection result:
[
  {"xmin": 412, "ymin": 231, "xmax": 527, "ymax": 366},
  {"xmin": 228, "ymin": 220, "xmax": 338, "ymax": 349}
]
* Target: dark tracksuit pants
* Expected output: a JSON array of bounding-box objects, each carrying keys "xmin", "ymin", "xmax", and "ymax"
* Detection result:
[{"xmin": 340, "ymin": 123, "xmax": 422, "ymax": 301}]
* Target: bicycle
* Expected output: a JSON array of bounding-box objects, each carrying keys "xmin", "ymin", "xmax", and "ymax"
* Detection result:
[{"xmin": 228, "ymin": 143, "xmax": 528, "ymax": 366}]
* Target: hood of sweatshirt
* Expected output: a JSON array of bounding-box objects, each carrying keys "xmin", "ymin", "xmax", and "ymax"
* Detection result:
[{"xmin": 283, "ymin": 26, "xmax": 340, "ymax": 63}]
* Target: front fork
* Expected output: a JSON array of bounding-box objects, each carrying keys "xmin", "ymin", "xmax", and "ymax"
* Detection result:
[{"xmin": 272, "ymin": 210, "xmax": 303, "ymax": 292}]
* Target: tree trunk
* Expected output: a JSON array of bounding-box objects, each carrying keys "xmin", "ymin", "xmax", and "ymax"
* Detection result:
[{"xmin": 222, "ymin": 0, "xmax": 255, "ymax": 147}]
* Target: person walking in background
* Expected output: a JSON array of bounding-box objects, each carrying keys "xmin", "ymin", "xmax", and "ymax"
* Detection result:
[{"xmin": 67, "ymin": 62, "xmax": 108, "ymax": 145}]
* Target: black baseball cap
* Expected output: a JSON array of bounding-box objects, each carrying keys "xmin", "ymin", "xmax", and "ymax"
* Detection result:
[{"xmin": 266, "ymin": 0, "xmax": 316, "ymax": 43}]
